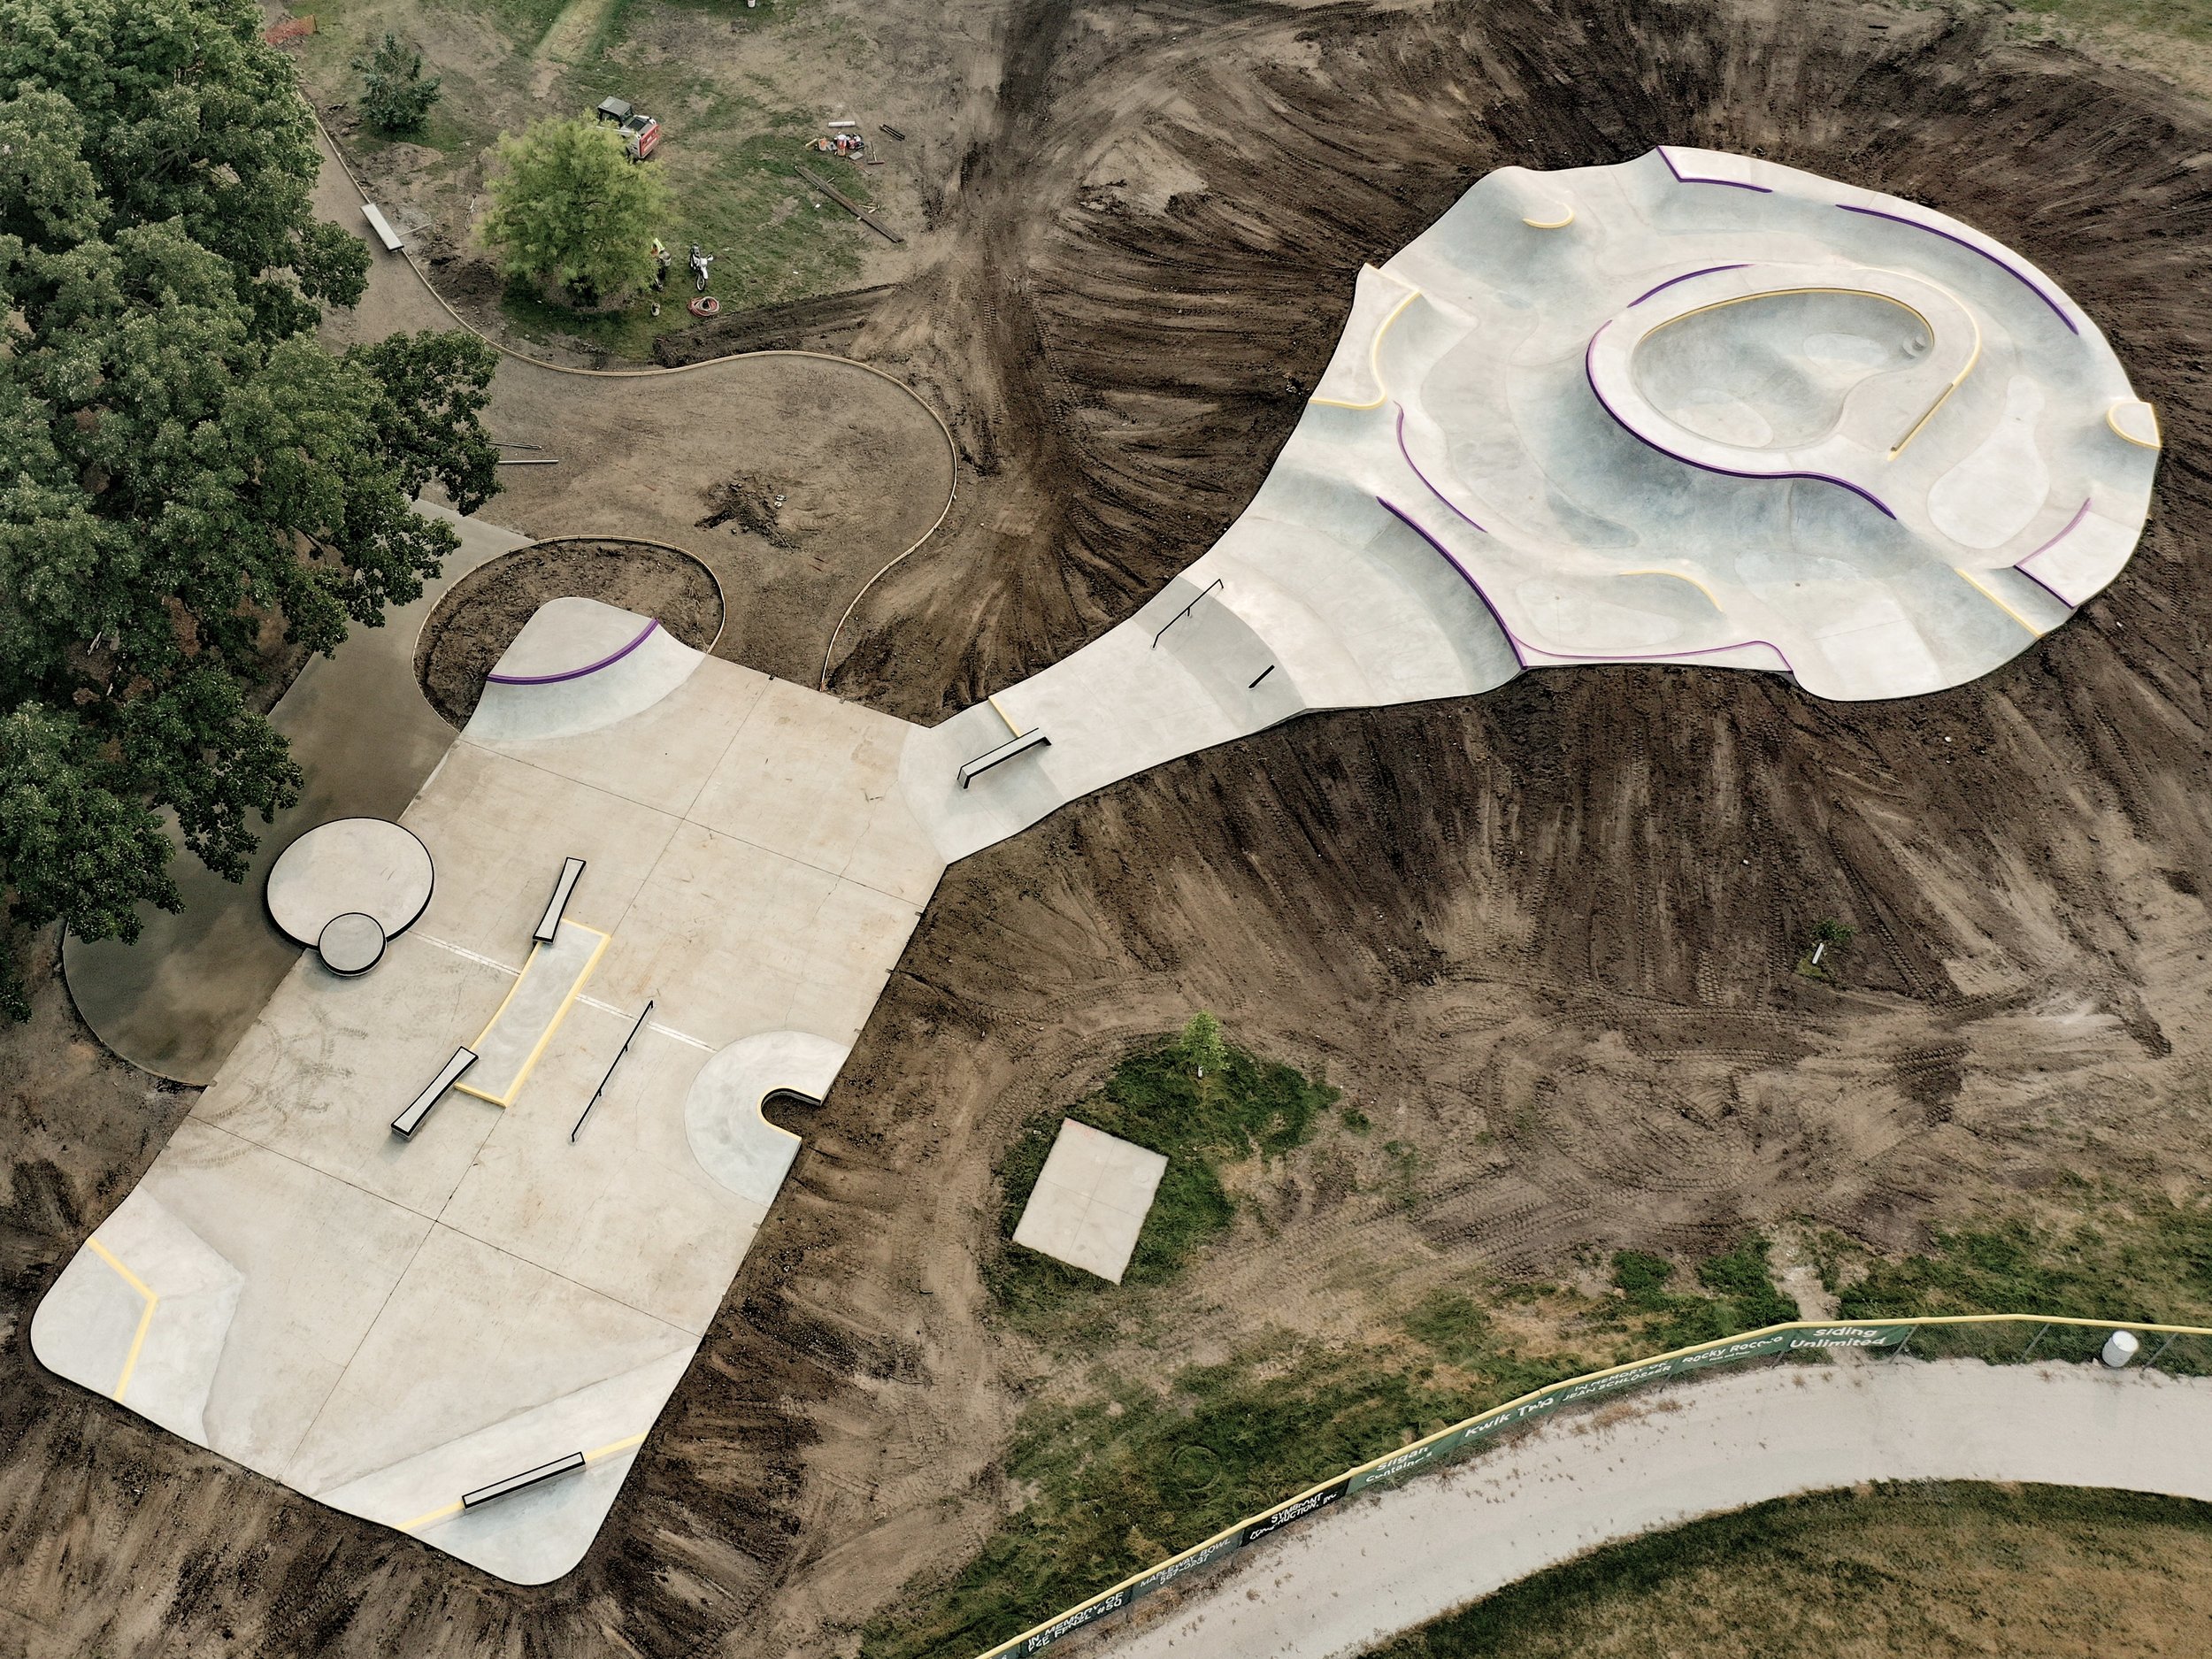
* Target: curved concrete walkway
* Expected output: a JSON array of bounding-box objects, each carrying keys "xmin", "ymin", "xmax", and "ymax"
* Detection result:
[{"xmin": 1102, "ymin": 1357, "xmax": 2212, "ymax": 1659}]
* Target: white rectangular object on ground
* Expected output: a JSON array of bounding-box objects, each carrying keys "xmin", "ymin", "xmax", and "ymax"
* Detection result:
[
  {"xmin": 361, "ymin": 203, "xmax": 403, "ymax": 251},
  {"xmin": 1010, "ymin": 1118, "xmax": 1168, "ymax": 1284}
]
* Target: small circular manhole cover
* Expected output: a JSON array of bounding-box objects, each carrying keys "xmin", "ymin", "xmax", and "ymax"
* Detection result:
[
  {"xmin": 1169, "ymin": 1445, "xmax": 1220, "ymax": 1492},
  {"xmin": 318, "ymin": 911, "xmax": 387, "ymax": 977}
]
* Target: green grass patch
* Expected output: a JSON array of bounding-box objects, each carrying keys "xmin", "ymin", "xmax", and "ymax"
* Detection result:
[
  {"xmin": 2011, "ymin": 0, "xmax": 2212, "ymax": 47},
  {"xmin": 1601, "ymin": 1237, "xmax": 1801, "ymax": 1353},
  {"xmin": 1833, "ymin": 1197, "xmax": 2212, "ymax": 1371},
  {"xmin": 489, "ymin": 12, "xmax": 884, "ymax": 356},
  {"xmin": 988, "ymin": 1017, "xmax": 1338, "ymax": 1326},
  {"xmin": 467, "ymin": 0, "xmax": 580, "ymax": 50},
  {"xmin": 1366, "ymin": 1483, "xmax": 2212, "ymax": 1659},
  {"xmin": 858, "ymin": 1330, "xmax": 1591, "ymax": 1659}
]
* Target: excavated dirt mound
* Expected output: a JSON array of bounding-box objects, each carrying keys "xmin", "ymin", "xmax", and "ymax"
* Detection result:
[
  {"xmin": 7, "ymin": 3, "xmax": 2212, "ymax": 1656},
  {"xmin": 413, "ymin": 538, "xmax": 724, "ymax": 727}
]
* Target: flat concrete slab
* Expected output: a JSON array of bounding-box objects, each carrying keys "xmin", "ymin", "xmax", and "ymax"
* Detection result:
[{"xmin": 1011, "ymin": 1119, "xmax": 1168, "ymax": 1284}]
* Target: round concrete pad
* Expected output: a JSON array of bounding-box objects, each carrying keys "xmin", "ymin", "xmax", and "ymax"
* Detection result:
[
  {"xmin": 685, "ymin": 1031, "xmax": 849, "ymax": 1206},
  {"xmin": 265, "ymin": 818, "xmax": 434, "ymax": 949},
  {"xmin": 316, "ymin": 911, "xmax": 387, "ymax": 976}
]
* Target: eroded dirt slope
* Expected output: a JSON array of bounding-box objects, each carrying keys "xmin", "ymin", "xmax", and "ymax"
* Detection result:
[{"xmin": 5, "ymin": 1, "xmax": 2212, "ymax": 1655}]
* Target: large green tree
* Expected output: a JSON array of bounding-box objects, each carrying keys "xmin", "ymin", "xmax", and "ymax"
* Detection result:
[
  {"xmin": 0, "ymin": 0, "xmax": 502, "ymax": 1015},
  {"xmin": 482, "ymin": 117, "xmax": 669, "ymax": 305}
]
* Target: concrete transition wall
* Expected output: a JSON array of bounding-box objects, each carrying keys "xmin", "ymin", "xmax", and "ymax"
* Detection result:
[{"xmin": 34, "ymin": 150, "xmax": 2159, "ymax": 1583}]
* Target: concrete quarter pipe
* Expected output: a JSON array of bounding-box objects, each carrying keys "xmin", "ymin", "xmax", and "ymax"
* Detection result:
[{"xmin": 33, "ymin": 150, "xmax": 2157, "ymax": 1582}]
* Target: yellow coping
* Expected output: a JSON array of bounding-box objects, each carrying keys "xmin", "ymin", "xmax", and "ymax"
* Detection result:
[
  {"xmin": 973, "ymin": 1311, "xmax": 2212, "ymax": 1659},
  {"xmin": 1616, "ymin": 567, "xmax": 1727, "ymax": 613},
  {"xmin": 86, "ymin": 1236, "xmax": 157, "ymax": 1402},
  {"xmin": 397, "ymin": 1430, "xmax": 651, "ymax": 1534},
  {"xmin": 987, "ymin": 694, "xmax": 1022, "ymax": 739},
  {"xmin": 2108, "ymin": 401, "xmax": 2162, "ymax": 449},
  {"xmin": 1309, "ymin": 276, "xmax": 1424, "ymax": 411},
  {"xmin": 397, "ymin": 1497, "xmax": 465, "ymax": 1534},
  {"xmin": 1955, "ymin": 567, "xmax": 2044, "ymax": 638},
  {"xmin": 1887, "ymin": 297, "xmax": 1982, "ymax": 458},
  {"xmin": 453, "ymin": 924, "xmax": 611, "ymax": 1107},
  {"xmin": 1522, "ymin": 209, "xmax": 1575, "ymax": 229}
]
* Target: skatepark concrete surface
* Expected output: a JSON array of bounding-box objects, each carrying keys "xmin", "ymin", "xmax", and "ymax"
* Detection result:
[
  {"xmin": 61, "ymin": 505, "xmax": 531, "ymax": 1084},
  {"xmin": 34, "ymin": 598, "xmax": 948, "ymax": 1583},
  {"xmin": 35, "ymin": 150, "xmax": 2159, "ymax": 1581},
  {"xmin": 1098, "ymin": 1357, "xmax": 2212, "ymax": 1659}
]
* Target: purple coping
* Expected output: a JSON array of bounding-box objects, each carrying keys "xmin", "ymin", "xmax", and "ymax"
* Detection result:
[
  {"xmin": 1630, "ymin": 264, "xmax": 1749, "ymax": 307},
  {"xmin": 2011, "ymin": 497, "xmax": 2093, "ymax": 609},
  {"xmin": 1834, "ymin": 204, "xmax": 2078, "ymax": 334},
  {"xmin": 1372, "ymin": 496, "xmax": 1794, "ymax": 674},
  {"xmin": 1582, "ymin": 324, "xmax": 1897, "ymax": 519},
  {"xmin": 1655, "ymin": 145, "xmax": 1772, "ymax": 193},
  {"xmin": 1394, "ymin": 405, "xmax": 1486, "ymax": 532},
  {"xmin": 487, "ymin": 618, "xmax": 662, "ymax": 685}
]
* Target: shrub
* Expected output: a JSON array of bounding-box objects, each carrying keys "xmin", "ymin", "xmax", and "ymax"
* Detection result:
[{"xmin": 353, "ymin": 34, "xmax": 440, "ymax": 135}]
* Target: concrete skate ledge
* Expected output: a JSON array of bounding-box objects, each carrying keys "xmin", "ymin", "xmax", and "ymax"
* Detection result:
[{"xmin": 463, "ymin": 1452, "xmax": 586, "ymax": 1509}]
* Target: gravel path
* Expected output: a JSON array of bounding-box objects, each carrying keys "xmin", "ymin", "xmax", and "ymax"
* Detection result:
[{"xmin": 1103, "ymin": 1357, "xmax": 2212, "ymax": 1659}]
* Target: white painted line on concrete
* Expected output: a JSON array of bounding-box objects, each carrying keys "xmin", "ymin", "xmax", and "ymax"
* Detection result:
[
  {"xmin": 1099, "ymin": 1358, "xmax": 2212, "ymax": 1659},
  {"xmin": 573, "ymin": 995, "xmax": 715, "ymax": 1053},
  {"xmin": 415, "ymin": 933, "xmax": 522, "ymax": 977}
]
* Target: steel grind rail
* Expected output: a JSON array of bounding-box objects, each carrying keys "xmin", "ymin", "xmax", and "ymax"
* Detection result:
[{"xmin": 971, "ymin": 1312, "xmax": 2212, "ymax": 1659}]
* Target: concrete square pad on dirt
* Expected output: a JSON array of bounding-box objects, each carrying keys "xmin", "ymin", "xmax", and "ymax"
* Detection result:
[{"xmin": 1012, "ymin": 1119, "xmax": 1170, "ymax": 1283}]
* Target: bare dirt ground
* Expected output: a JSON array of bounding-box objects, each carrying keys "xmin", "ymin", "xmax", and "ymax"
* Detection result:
[
  {"xmin": 7, "ymin": 0, "xmax": 2212, "ymax": 1655},
  {"xmin": 472, "ymin": 351, "xmax": 953, "ymax": 684},
  {"xmin": 304, "ymin": 118, "xmax": 957, "ymax": 692},
  {"xmin": 414, "ymin": 537, "xmax": 725, "ymax": 726}
]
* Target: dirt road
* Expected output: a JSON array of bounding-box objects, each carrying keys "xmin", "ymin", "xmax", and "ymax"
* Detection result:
[{"xmin": 7, "ymin": 1, "xmax": 2212, "ymax": 1655}]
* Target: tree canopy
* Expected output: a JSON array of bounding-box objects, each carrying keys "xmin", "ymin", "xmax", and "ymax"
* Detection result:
[
  {"xmin": 482, "ymin": 117, "xmax": 669, "ymax": 305},
  {"xmin": 0, "ymin": 0, "xmax": 502, "ymax": 1015}
]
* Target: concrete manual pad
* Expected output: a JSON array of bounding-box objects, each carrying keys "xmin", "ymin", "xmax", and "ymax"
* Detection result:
[
  {"xmin": 1011, "ymin": 1119, "xmax": 1169, "ymax": 1284},
  {"xmin": 265, "ymin": 817, "xmax": 434, "ymax": 947},
  {"xmin": 454, "ymin": 918, "xmax": 609, "ymax": 1105},
  {"xmin": 38, "ymin": 150, "xmax": 2156, "ymax": 1584}
]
